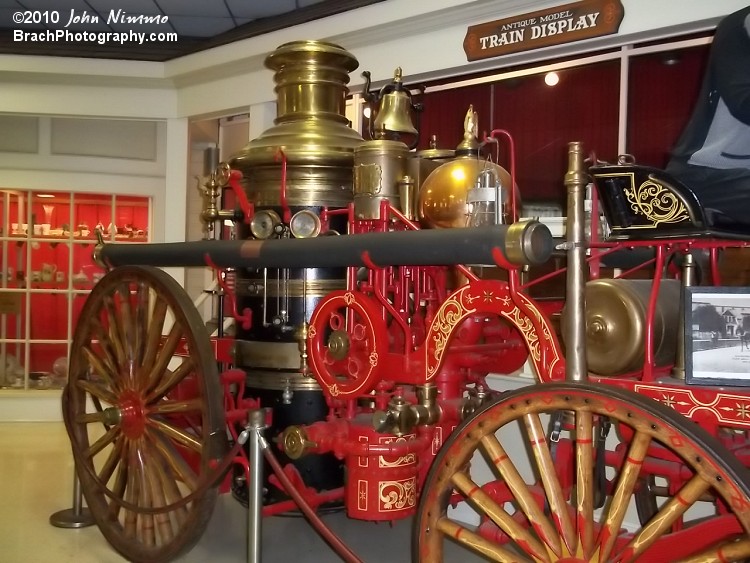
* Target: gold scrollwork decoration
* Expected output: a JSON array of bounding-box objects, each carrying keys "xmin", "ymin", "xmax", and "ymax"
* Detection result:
[
  {"xmin": 379, "ymin": 477, "xmax": 416, "ymax": 511},
  {"xmin": 379, "ymin": 435, "xmax": 416, "ymax": 467},
  {"xmin": 428, "ymin": 293, "xmax": 475, "ymax": 376},
  {"xmin": 624, "ymin": 179, "xmax": 689, "ymax": 226}
]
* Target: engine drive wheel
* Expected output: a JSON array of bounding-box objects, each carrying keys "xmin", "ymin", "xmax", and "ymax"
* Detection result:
[
  {"xmin": 414, "ymin": 382, "xmax": 750, "ymax": 562},
  {"xmin": 63, "ymin": 266, "xmax": 226, "ymax": 563}
]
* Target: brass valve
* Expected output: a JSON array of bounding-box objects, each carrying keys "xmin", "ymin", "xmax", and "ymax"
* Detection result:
[{"xmin": 372, "ymin": 384, "xmax": 440, "ymax": 437}]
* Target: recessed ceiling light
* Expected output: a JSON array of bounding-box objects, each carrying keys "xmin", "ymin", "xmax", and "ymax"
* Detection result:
[{"xmin": 37, "ymin": 194, "xmax": 55, "ymax": 198}]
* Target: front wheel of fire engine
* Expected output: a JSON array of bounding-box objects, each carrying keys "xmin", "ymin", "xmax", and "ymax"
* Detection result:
[
  {"xmin": 63, "ymin": 266, "xmax": 226, "ymax": 563},
  {"xmin": 414, "ymin": 382, "xmax": 750, "ymax": 562}
]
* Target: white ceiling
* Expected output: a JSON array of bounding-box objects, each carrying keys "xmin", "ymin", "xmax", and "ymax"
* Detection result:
[{"xmin": 0, "ymin": 0, "xmax": 382, "ymax": 60}]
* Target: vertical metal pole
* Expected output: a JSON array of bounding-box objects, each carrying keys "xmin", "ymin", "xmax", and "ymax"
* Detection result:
[
  {"xmin": 246, "ymin": 409, "xmax": 268, "ymax": 563},
  {"xmin": 563, "ymin": 141, "xmax": 590, "ymax": 382},
  {"xmin": 672, "ymin": 253, "xmax": 696, "ymax": 379},
  {"xmin": 49, "ymin": 470, "xmax": 94, "ymax": 528}
]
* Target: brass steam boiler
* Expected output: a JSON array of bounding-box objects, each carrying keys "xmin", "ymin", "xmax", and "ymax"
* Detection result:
[{"xmin": 228, "ymin": 40, "xmax": 364, "ymax": 499}]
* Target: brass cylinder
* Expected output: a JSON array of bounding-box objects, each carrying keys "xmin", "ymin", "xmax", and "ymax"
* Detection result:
[
  {"xmin": 230, "ymin": 40, "xmax": 364, "ymax": 207},
  {"xmin": 569, "ymin": 279, "xmax": 681, "ymax": 376},
  {"xmin": 353, "ymin": 139, "xmax": 410, "ymax": 219}
]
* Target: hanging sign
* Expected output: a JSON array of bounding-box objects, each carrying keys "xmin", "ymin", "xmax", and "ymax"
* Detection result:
[{"xmin": 463, "ymin": 0, "xmax": 624, "ymax": 62}]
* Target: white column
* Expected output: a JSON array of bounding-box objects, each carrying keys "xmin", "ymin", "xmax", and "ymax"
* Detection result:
[
  {"xmin": 159, "ymin": 117, "xmax": 189, "ymax": 286},
  {"xmin": 248, "ymin": 101, "xmax": 276, "ymax": 140}
]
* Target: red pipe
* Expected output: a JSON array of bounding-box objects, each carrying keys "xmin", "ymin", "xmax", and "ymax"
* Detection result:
[{"xmin": 275, "ymin": 148, "xmax": 292, "ymax": 223}]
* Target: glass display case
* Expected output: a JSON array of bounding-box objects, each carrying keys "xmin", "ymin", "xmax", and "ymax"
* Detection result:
[{"xmin": 0, "ymin": 190, "xmax": 151, "ymax": 390}]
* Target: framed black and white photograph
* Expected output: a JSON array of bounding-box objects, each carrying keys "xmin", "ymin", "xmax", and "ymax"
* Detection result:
[{"xmin": 685, "ymin": 286, "xmax": 750, "ymax": 386}]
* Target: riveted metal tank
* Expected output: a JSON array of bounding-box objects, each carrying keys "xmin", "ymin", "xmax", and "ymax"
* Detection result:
[{"xmin": 230, "ymin": 40, "xmax": 364, "ymax": 207}]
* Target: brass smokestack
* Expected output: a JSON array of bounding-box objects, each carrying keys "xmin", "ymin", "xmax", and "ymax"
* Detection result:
[{"xmin": 230, "ymin": 40, "xmax": 364, "ymax": 208}]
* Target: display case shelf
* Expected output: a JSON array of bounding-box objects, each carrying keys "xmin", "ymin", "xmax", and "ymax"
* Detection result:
[{"xmin": 0, "ymin": 189, "xmax": 152, "ymax": 391}]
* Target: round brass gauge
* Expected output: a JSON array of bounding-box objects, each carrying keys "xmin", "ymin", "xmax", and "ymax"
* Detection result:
[
  {"xmin": 250, "ymin": 209, "xmax": 281, "ymax": 239},
  {"xmin": 289, "ymin": 210, "xmax": 321, "ymax": 238}
]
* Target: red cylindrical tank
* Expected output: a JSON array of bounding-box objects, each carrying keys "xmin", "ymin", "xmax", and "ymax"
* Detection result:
[{"xmin": 345, "ymin": 417, "xmax": 419, "ymax": 521}]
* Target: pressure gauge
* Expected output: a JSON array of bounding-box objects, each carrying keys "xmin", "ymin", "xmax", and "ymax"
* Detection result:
[
  {"xmin": 250, "ymin": 210, "xmax": 281, "ymax": 239},
  {"xmin": 289, "ymin": 210, "xmax": 321, "ymax": 239}
]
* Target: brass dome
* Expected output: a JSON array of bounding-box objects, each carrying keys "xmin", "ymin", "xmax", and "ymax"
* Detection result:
[
  {"xmin": 417, "ymin": 105, "xmax": 511, "ymax": 228},
  {"xmin": 418, "ymin": 157, "xmax": 511, "ymax": 229}
]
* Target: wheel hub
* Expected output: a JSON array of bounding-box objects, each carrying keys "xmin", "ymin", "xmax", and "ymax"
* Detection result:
[
  {"xmin": 327, "ymin": 329, "xmax": 350, "ymax": 360},
  {"xmin": 117, "ymin": 389, "xmax": 146, "ymax": 439}
]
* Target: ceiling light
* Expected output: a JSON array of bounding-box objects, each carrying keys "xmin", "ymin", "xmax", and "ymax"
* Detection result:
[
  {"xmin": 544, "ymin": 72, "xmax": 559, "ymax": 86},
  {"xmin": 36, "ymin": 194, "xmax": 55, "ymax": 198}
]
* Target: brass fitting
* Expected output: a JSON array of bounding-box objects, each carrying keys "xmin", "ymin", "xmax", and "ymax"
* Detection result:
[
  {"xmin": 281, "ymin": 425, "xmax": 317, "ymax": 460},
  {"xmin": 295, "ymin": 322, "xmax": 310, "ymax": 376},
  {"xmin": 459, "ymin": 385, "xmax": 493, "ymax": 420},
  {"xmin": 372, "ymin": 384, "xmax": 440, "ymax": 437},
  {"xmin": 198, "ymin": 162, "xmax": 237, "ymax": 238}
]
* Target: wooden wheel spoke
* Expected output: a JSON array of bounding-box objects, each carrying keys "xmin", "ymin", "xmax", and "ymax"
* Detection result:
[
  {"xmin": 147, "ymin": 427, "xmax": 199, "ymax": 490},
  {"xmin": 87, "ymin": 425, "xmax": 120, "ymax": 459},
  {"xmin": 86, "ymin": 316, "xmax": 121, "ymax": 377},
  {"xmin": 451, "ymin": 472, "xmax": 549, "ymax": 561},
  {"xmin": 145, "ymin": 440, "xmax": 189, "ymax": 529},
  {"xmin": 132, "ymin": 439, "xmax": 156, "ymax": 546},
  {"xmin": 576, "ymin": 410, "xmax": 595, "ymax": 558},
  {"xmin": 149, "ymin": 398, "xmax": 204, "ymax": 416},
  {"xmin": 149, "ymin": 418, "xmax": 202, "ymax": 454},
  {"xmin": 523, "ymin": 411, "xmax": 577, "ymax": 554},
  {"xmin": 142, "ymin": 441, "xmax": 180, "ymax": 542},
  {"xmin": 97, "ymin": 436, "xmax": 126, "ymax": 486},
  {"xmin": 106, "ymin": 440, "xmax": 130, "ymax": 522},
  {"xmin": 133, "ymin": 282, "xmax": 150, "ymax": 366},
  {"xmin": 436, "ymin": 517, "xmax": 534, "ymax": 562},
  {"xmin": 618, "ymin": 474, "xmax": 711, "ymax": 561},
  {"xmin": 103, "ymin": 295, "xmax": 127, "ymax": 367},
  {"xmin": 76, "ymin": 378, "xmax": 118, "ymax": 404},
  {"xmin": 598, "ymin": 430, "xmax": 652, "ymax": 561},
  {"xmin": 479, "ymin": 433, "xmax": 562, "ymax": 556},
  {"xmin": 140, "ymin": 298, "xmax": 168, "ymax": 383},
  {"xmin": 82, "ymin": 345, "xmax": 118, "ymax": 390},
  {"xmin": 146, "ymin": 357, "xmax": 195, "ymax": 403},
  {"xmin": 123, "ymin": 445, "xmax": 140, "ymax": 539},
  {"xmin": 144, "ymin": 324, "xmax": 185, "ymax": 397},
  {"xmin": 681, "ymin": 538, "xmax": 750, "ymax": 562},
  {"xmin": 76, "ymin": 410, "xmax": 109, "ymax": 424},
  {"xmin": 116, "ymin": 285, "xmax": 136, "ymax": 363}
]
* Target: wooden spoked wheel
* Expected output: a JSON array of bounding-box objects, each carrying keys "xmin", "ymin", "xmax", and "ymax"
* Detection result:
[
  {"xmin": 63, "ymin": 266, "xmax": 226, "ymax": 563},
  {"xmin": 415, "ymin": 382, "xmax": 750, "ymax": 562}
]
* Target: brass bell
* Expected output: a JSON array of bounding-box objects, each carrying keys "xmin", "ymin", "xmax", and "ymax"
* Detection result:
[
  {"xmin": 362, "ymin": 67, "xmax": 422, "ymax": 148},
  {"xmin": 373, "ymin": 68, "xmax": 419, "ymax": 139}
]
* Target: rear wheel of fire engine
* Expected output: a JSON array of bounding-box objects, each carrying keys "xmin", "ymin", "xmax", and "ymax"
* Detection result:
[
  {"xmin": 414, "ymin": 382, "xmax": 750, "ymax": 562},
  {"xmin": 63, "ymin": 266, "xmax": 226, "ymax": 563}
]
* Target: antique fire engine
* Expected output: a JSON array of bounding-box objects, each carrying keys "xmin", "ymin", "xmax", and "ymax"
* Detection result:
[{"xmin": 188, "ymin": 39, "xmax": 551, "ymax": 520}]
